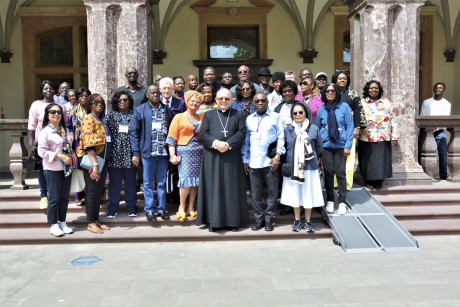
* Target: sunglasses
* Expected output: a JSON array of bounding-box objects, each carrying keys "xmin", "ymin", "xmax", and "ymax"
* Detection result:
[
  {"xmin": 92, "ymin": 100, "xmax": 104, "ymax": 105},
  {"xmin": 282, "ymin": 88, "xmax": 293, "ymax": 94},
  {"xmin": 118, "ymin": 98, "xmax": 129, "ymax": 103},
  {"xmin": 326, "ymin": 89, "xmax": 336, "ymax": 94},
  {"xmin": 335, "ymin": 69, "xmax": 349, "ymax": 74},
  {"xmin": 300, "ymin": 81, "xmax": 313, "ymax": 86},
  {"xmin": 242, "ymin": 87, "xmax": 252, "ymax": 92},
  {"xmin": 293, "ymin": 111, "xmax": 304, "ymax": 116},
  {"xmin": 254, "ymin": 98, "xmax": 267, "ymax": 104},
  {"xmin": 49, "ymin": 109, "xmax": 63, "ymax": 115},
  {"xmin": 238, "ymin": 70, "xmax": 248, "ymax": 74},
  {"xmin": 316, "ymin": 77, "xmax": 327, "ymax": 81}
]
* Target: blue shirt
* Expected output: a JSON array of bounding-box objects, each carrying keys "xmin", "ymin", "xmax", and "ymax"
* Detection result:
[{"xmin": 242, "ymin": 109, "xmax": 285, "ymax": 169}]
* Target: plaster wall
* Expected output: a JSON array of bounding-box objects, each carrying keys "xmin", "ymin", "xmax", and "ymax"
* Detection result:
[
  {"xmin": 0, "ymin": 20, "xmax": 25, "ymax": 171},
  {"xmin": 432, "ymin": 15, "xmax": 455, "ymax": 107}
]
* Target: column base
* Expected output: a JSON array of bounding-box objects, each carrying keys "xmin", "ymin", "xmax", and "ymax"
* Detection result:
[{"xmin": 384, "ymin": 171, "xmax": 434, "ymax": 187}]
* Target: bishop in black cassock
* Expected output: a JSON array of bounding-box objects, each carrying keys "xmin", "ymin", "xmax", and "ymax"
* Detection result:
[{"xmin": 197, "ymin": 88, "xmax": 249, "ymax": 231}]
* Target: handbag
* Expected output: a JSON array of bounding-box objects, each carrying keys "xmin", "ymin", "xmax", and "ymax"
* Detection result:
[
  {"xmin": 80, "ymin": 143, "xmax": 107, "ymax": 170},
  {"xmin": 70, "ymin": 169, "xmax": 85, "ymax": 193},
  {"xmin": 80, "ymin": 155, "xmax": 105, "ymax": 170},
  {"xmin": 281, "ymin": 163, "xmax": 292, "ymax": 177},
  {"xmin": 166, "ymin": 168, "xmax": 179, "ymax": 194},
  {"xmin": 266, "ymin": 141, "xmax": 277, "ymax": 158}
]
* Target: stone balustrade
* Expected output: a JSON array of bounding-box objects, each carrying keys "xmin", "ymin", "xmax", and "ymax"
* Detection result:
[
  {"xmin": 416, "ymin": 116, "xmax": 460, "ymax": 182},
  {"xmin": 0, "ymin": 119, "xmax": 30, "ymax": 189}
]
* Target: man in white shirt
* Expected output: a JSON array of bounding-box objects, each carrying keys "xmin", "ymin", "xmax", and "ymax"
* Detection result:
[{"xmin": 420, "ymin": 82, "xmax": 451, "ymax": 180}]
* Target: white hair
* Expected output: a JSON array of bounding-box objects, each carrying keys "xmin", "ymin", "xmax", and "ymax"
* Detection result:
[{"xmin": 159, "ymin": 77, "xmax": 173, "ymax": 88}]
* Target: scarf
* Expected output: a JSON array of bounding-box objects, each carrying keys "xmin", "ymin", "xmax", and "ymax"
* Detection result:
[
  {"xmin": 291, "ymin": 120, "xmax": 314, "ymax": 184},
  {"xmin": 49, "ymin": 124, "xmax": 73, "ymax": 177},
  {"xmin": 325, "ymin": 101, "xmax": 340, "ymax": 142}
]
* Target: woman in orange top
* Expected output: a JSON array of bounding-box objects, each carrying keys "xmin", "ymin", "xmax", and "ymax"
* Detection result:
[
  {"xmin": 77, "ymin": 94, "xmax": 111, "ymax": 234},
  {"xmin": 166, "ymin": 91, "xmax": 204, "ymax": 222}
]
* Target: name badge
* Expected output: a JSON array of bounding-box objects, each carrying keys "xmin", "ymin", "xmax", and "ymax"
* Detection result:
[
  {"xmin": 152, "ymin": 122, "xmax": 162, "ymax": 130},
  {"xmin": 251, "ymin": 132, "xmax": 261, "ymax": 139},
  {"xmin": 119, "ymin": 125, "xmax": 129, "ymax": 133},
  {"xmin": 106, "ymin": 135, "xmax": 111, "ymax": 143}
]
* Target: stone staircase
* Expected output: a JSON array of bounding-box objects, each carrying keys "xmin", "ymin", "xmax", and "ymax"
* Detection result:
[{"xmin": 0, "ymin": 182, "xmax": 459, "ymax": 245}]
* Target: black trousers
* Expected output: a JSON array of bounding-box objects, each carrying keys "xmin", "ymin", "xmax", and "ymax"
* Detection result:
[
  {"xmin": 249, "ymin": 166, "xmax": 279, "ymax": 224},
  {"xmin": 44, "ymin": 170, "xmax": 71, "ymax": 224},
  {"xmin": 83, "ymin": 164, "xmax": 108, "ymax": 223},
  {"xmin": 322, "ymin": 148, "xmax": 346, "ymax": 204}
]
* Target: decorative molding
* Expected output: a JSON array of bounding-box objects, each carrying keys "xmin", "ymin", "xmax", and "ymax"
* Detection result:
[
  {"xmin": 299, "ymin": 48, "xmax": 318, "ymax": 63},
  {"xmin": 443, "ymin": 48, "xmax": 456, "ymax": 62},
  {"xmin": 330, "ymin": 5, "xmax": 348, "ymax": 16},
  {"xmin": 0, "ymin": 50, "xmax": 13, "ymax": 63},
  {"xmin": 152, "ymin": 49, "xmax": 167, "ymax": 64},
  {"xmin": 17, "ymin": 7, "xmax": 86, "ymax": 16}
]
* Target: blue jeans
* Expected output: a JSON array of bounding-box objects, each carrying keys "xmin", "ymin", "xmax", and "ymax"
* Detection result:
[
  {"xmin": 44, "ymin": 170, "xmax": 71, "ymax": 224},
  {"xmin": 142, "ymin": 156, "xmax": 168, "ymax": 213},
  {"xmin": 108, "ymin": 167, "xmax": 138, "ymax": 215},
  {"xmin": 435, "ymin": 131, "xmax": 448, "ymax": 179}
]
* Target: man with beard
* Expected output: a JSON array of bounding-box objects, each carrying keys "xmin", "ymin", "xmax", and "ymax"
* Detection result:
[{"xmin": 117, "ymin": 67, "xmax": 147, "ymax": 108}]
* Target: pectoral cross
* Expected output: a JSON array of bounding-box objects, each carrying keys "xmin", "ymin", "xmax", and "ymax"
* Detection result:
[{"xmin": 222, "ymin": 129, "xmax": 228, "ymax": 138}]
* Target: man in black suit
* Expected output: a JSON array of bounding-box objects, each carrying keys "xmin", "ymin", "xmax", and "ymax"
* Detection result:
[{"xmin": 159, "ymin": 77, "xmax": 186, "ymax": 119}]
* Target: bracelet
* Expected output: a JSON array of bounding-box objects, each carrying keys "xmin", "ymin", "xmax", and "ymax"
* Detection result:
[{"xmin": 93, "ymin": 164, "xmax": 99, "ymax": 166}]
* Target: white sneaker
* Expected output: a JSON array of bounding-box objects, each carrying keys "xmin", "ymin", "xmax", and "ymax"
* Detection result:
[
  {"xmin": 40, "ymin": 197, "xmax": 48, "ymax": 210},
  {"xmin": 58, "ymin": 221, "xmax": 73, "ymax": 234},
  {"xmin": 338, "ymin": 203, "xmax": 347, "ymax": 215},
  {"xmin": 50, "ymin": 223, "xmax": 64, "ymax": 237},
  {"xmin": 325, "ymin": 201, "xmax": 334, "ymax": 213}
]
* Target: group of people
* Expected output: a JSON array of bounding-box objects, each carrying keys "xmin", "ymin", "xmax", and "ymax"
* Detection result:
[{"xmin": 30, "ymin": 64, "xmax": 408, "ymax": 237}]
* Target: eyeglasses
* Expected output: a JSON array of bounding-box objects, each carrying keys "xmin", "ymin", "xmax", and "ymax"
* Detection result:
[
  {"xmin": 217, "ymin": 97, "xmax": 231, "ymax": 101},
  {"xmin": 242, "ymin": 87, "xmax": 252, "ymax": 92},
  {"xmin": 238, "ymin": 70, "xmax": 248, "ymax": 75},
  {"xmin": 326, "ymin": 89, "xmax": 336, "ymax": 94},
  {"xmin": 92, "ymin": 100, "xmax": 104, "ymax": 105},
  {"xmin": 293, "ymin": 111, "xmax": 304, "ymax": 116},
  {"xmin": 254, "ymin": 98, "xmax": 267, "ymax": 104},
  {"xmin": 49, "ymin": 109, "xmax": 63, "ymax": 115},
  {"xmin": 118, "ymin": 98, "xmax": 128, "ymax": 103},
  {"xmin": 300, "ymin": 81, "xmax": 313, "ymax": 86},
  {"xmin": 282, "ymin": 88, "xmax": 293, "ymax": 94}
]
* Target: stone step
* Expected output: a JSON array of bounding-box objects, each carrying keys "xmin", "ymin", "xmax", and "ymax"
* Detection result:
[
  {"xmin": 0, "ymin": 222, "xmax": 333, "ymax": 245},
  {"xmin": 0, "ymin": 209, "xmax": 326, "ymax": 228},
  {"xmin": 374, "ymin": 193, "xmax": 460, "ymax": 206},
  {"xmin": 387, "ymin": 204, "xmax": 460, "ymax": 220},
  {"xmin": 398, "ymin": 218, "xmax": 460, "ymax": 235}
]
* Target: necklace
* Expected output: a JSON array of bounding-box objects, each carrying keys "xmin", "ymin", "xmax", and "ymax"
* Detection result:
[{"xmin": 216, "ymin": 108, "xmax": 231, "ymax": 138}]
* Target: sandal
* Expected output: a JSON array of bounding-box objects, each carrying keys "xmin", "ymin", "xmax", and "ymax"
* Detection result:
[
  {"xmin": 188, "ymin": 211, "xmax": 197, "ymax": 221},
  {"xmin": 87, "ymin": 223, "xmax": 104, "ymax": 234},
  {"xmin": 95, "ymin": 221, "xmax": 110, "ymax": 230},
  {"xmin": 176, "ymin": 211, "xmax": 186, "ymax": 222},
  {"xmin": 76, "ymin": 199, "xmax": 85, "ymax": 206}
]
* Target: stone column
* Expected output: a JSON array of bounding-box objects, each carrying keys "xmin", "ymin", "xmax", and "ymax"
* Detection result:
[
  {"xmin": 83, "ymin": 0, "xmax": 152, "ymax": 102},
  {"xmin": 349, "ymin": 0, "xmax": 432, "ymax": 186},
  {"xmin": 116, "ymin": 2, "xmax": 152, "ymax": 87}
]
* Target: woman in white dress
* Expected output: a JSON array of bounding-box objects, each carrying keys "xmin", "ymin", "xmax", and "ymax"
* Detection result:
[{"xmin": 280, "ymin": 103, "xmax": 324, "ymax": 232}]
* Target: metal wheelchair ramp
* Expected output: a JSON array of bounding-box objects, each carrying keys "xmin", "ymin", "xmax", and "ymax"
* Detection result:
[{"xmin": 322, "ymin": 188, "xmax": 419, "ymax": 253}]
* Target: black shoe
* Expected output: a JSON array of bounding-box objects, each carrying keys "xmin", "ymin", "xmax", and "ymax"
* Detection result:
[
  {"xmin": 304, "ymin": 221, "xmax": 315, "ymax": 232},
  {"xmin": 158, "ymin": 211, "xmax": 170, "ymax": 220},
  {"xmin": 146, "ymin": 212, "xmax": 156, "ymax": 221},
  {"xmin": 229, "ymin": 227, "xmax": 238, "ymax": 232},
  {"xmin": 265, "ymin": 221, "xmax": 274, "ymax": 232},
  {"xmin": 208, "ymin": 227, "xmax": 216, "ymax": 232},
  {"xmin": 251, "ymin": 221, "xmax": 265, "ymax": 231},
  {"xmin": 291, "ymin": 220, "xmax": 302, "ymax": 232}
]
